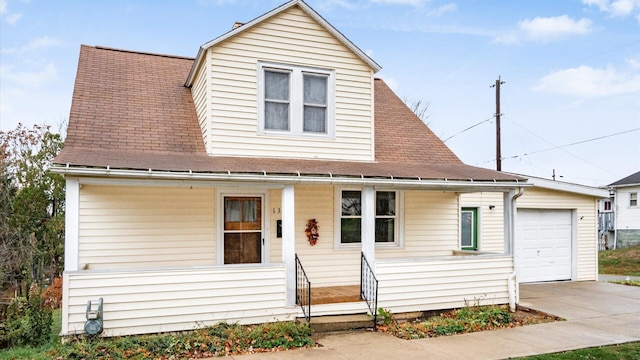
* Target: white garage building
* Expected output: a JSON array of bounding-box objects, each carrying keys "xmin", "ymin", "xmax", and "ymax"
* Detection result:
[{"xmin": 461, "ymin": 176, "xmax": 609, "ymax": 283}]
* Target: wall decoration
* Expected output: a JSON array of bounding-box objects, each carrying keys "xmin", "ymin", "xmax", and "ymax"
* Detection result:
[{"xmin": 305, "ymin": 218, "xmax": 319, "ymax": 246}]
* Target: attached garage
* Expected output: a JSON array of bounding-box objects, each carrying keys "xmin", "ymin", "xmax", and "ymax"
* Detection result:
[
  {"xmin": 515, "ymin": 178, "xmax": 609, "ymax": 283},
  {"xmin": 516, "ymin": 209, "xmax": 573, "ymax": 283},
  {"xmin": 461, "ymin": 176, "xmax": 608, "ymax": 284}
]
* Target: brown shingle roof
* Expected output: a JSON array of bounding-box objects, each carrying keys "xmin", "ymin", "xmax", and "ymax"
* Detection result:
[{"xmin": 55, "ymin": 45, "xmax": 521, "ymax": 182}]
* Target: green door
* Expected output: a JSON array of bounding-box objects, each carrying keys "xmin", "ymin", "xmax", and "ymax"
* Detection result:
[{"xmin": 461, "ymin": 207, "xmax": 478, "ymax": 250}]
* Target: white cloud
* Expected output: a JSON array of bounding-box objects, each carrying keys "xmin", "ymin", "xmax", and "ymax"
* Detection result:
[
  {"xmin": 493, "ymin": 15, "xmax": 593, "ymax": 44},
  {"xmin": 519, "ymin": 15, "xmax": 593, "ymax": 42},
  {"xmin": 1, "ymin": 62, "xmax": 57, "ymax": 89},
  {"xmin": 6, "ymin": 12, "xmax": 19, "ymax": 24},
  {"xmin": 583, "ymin": 0, "xmax": 640, "ymax": 17},
  {"xmin": 1, "ymin": 35, "xmax": 62, "ymax": 54},
  {"xmin": 371, "ymin": 0, "xmax": 428, "ymax": 6},
  {"xmin": 1, "ymin": 0, "xmax": 22, "ymax": 25},
  {"xmin": 533, "ymin": 65, "xmax": 640, "ymax": 97},
  {"xmin": 427, "ymin": 3, "xmax": 457, "ymax": 17},
  {"xmin": 626, "ymin": 57, "xmax": 640, "ymax": 69}
]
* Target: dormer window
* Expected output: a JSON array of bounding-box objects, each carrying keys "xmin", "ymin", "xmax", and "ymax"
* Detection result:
[{"xmin": 258, "ymin": 62, "xmax": 334, "ymax": 137}]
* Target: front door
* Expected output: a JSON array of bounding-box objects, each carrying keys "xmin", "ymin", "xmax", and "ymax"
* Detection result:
[{"xmin": 223, "ymin": 196, "xmax": 263, "ymax": 264}]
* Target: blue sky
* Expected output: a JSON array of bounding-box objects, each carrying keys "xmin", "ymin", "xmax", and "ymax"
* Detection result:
[{"xmin": 1, "ymin": 0, "xmax": 639, "ymax": 186}]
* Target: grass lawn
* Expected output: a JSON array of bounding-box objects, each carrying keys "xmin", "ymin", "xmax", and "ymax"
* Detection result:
[
  {"xmin": 599, "ymin": 245, "xmax": 640, "ymax": 276},
  {"xmin": 518, "ymin": 341, "xmax": 640, "ymax": 359}
]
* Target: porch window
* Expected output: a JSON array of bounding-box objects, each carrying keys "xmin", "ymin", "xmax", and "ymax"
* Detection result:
[
  {"xmin": 461, "ymin": 207, "xmax": 478, "ymax": 250},
  {"xmin": 258, "ymin": 62, "xmax": 335, "ymax": 137},
  {"xmin": 339, "ymin": 190, "xmax": 400, "ymax": 246},
  {"xmin": 630, "ymin": 192, "xmax": 638, "ymax": 207}
]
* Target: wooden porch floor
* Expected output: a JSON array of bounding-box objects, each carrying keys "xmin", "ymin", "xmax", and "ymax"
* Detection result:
[{"xmin": 310, "ymin": 285, "xmax": 362, "ymax": 305}]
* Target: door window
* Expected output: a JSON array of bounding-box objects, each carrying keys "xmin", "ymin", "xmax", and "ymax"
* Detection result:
[{"xmin": 224, "ymin": 197, "xmax": 262, "ymax": 264}]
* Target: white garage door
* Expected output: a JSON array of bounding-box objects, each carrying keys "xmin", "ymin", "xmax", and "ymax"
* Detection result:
[{"xmin": 516, "ymin": 209, "xmax": 572, "ymax": 283}]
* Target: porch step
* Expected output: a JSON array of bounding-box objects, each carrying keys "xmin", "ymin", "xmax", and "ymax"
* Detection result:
[{"xmin": 298, "ymin": 314, "xmax": 374, "ymax": 332}]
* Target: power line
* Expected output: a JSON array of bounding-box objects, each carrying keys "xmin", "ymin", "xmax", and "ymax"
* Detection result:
[
  {"xmin": 442, "ymin": 116, "xmax": 493, "ymax": 143},
  {"xmin": 476, "ymin": 126, "xmax": 640, "ymax": 168},
  {"xmin": 509, "ymin": 127, "xmax": 640, "ymax": 157}
]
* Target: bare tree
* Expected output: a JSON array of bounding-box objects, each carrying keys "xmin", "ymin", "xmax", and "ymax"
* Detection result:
[{"xmin": 403, "ymin": 98, "xmax": 431, "ymax": 125}]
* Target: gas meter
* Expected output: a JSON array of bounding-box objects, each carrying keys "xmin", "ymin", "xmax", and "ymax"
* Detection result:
[{"xmin": 84, "ymin": 298, "xmax": 103, "ymax": 335}]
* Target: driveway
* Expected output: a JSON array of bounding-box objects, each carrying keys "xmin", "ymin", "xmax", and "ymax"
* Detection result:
[{"xmin": 229, "ymin": 281, "xmax": 640, "ymax": 359}]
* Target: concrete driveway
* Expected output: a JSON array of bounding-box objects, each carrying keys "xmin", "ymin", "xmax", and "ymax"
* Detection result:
[{"xmin": 230, "ymin": 281, "xmax": 640, "ymax": 360}]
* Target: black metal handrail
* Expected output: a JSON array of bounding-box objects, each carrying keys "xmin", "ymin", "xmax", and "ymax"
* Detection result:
[
  {"xmin": 295, "ymin": 254, "xmax": 311, "ymax": 323},
  {"xmin": 360, "ymin": 251, "xmax": 379, "ymax": 331}
]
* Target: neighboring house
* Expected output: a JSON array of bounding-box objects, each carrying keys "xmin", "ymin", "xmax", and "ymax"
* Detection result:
[
  {"xmin": 461, "ymin": 176, "xmax": 608, "ymax": 283},
  {"xmin": 608, "ymin": 171, "xmax": 640, "ymax": 248},
  {"xmin": 52, "ymin": 0, "xmax": 533, "ymax": 337},
  {"xmin": 598, "ymin": 195, "xmax": 615, "ymax": 250}
]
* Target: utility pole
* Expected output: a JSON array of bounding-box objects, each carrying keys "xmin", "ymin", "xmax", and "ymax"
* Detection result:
[{"xmin": 491, "ymin": 76, "xmax": 505, "ymax": 171}]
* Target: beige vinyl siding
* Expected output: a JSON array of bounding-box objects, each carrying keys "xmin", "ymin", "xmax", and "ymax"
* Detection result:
[
  {"xmin": 62, "ymin": 266, "xmax": 292, "ymax": 336},
  {"xmin": 293, "ymin": 185, "xmax": 360, "ymax": 287},
  {"xmin": 203, "ymin": 6, "xmax": 374, "ymax": 161},
  {"xmin": 269, "ymin": 189, "xmax": 283, "ymax": 263},
  {"xmin": 376, "ymin": 256, "xmax": 513, "ymax": 313},
  {"xmin": 192, "ymin": 61, "xmax": 209, "ymax": 148},
  {"xmin": 517, "ymin": 187, "xmax": 598, "ymax": 281},
  {"xmin": 378, "ymin": 191, "xmax": 459, "ymax": 259},
  {"xmin": 78, "ymin": 185, "xmax": 216, "ymax": 270},
  {"xmin": 460, "ymin": 192, "xmax": 505, "ymax": 253}
]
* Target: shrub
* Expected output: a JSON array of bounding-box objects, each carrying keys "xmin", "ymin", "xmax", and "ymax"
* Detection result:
[{"xmin": 2, "ymin": 283, "xmax": 53, "ymax": 347}]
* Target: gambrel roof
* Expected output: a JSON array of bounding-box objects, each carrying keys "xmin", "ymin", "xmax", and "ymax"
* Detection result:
[{"xmin": 54, "ymin": 46, "xmax": 522, "ymax": 185}]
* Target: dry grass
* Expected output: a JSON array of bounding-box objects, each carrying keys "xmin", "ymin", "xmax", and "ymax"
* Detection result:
[{"xmin": 599, "ymin": 245, "xmax": 640, "ymax": 276}]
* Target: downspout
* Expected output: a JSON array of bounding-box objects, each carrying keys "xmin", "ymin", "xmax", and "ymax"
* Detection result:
[{"xmin": 508, "ymin": 187, "xmax": 524, "ymax": 312}]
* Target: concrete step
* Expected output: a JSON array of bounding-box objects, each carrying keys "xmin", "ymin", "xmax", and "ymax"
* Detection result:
[{"xmin": 298, "ymin": 313, "xmax": 374, "ymax": 332}]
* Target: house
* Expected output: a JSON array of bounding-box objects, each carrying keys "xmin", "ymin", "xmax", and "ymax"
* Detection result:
[
  {"xmin": 461, "ymin": 176, "xmax": 608, "ymax": 283},
  {"xmin": 52, "ymin": 0, "xmax": 534, "ymax": 337},
  {"xmin": 607, "ymin": 171, "xmax": 640, "ymax": 248}
]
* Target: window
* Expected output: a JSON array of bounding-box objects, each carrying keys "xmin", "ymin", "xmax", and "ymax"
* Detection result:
[
  {"xmin": 461, "ymin": 207, "xmax": 478, "ymax": 250},
  {"xmin": 631, "ymin": 192, "xmax": 638, "ymax": 207},
  {"xmin": 338, "ymin": 189, "xmax": 400, "ymax": 246},
  {"xmin": 259, "ymin": 63, "xmax": 334, "ymax": 137},
  {"xmin": 603, "ymin": 201, "xmax": 611, "ymax": 211}
]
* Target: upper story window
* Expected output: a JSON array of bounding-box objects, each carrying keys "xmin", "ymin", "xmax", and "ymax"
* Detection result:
[
  {"xmin": 630, "ymin": 192, "xmax": 638, "ymax": 207},
  {"xmin": 258, "ymin": 62, "xmax": 335, "ymax": 137},
  {"xmin": 603, "ymin": 200, "xmax": 612, "ymax": 211}
]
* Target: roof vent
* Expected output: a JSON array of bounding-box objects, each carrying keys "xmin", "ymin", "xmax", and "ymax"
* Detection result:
[{"xmin": 232, "ymin": 22, "xmax": 244, "ymax": 30}]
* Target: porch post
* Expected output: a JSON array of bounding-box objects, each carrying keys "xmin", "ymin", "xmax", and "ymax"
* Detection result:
[
  {"xmin": 503, "ymin": 190, "xmax": 515, "ymax": 256},
  {"xmin": 282, "ymin": 184, "xmax": 296, "ymax": 306},
  {"xmin": 65, "ymin": 177, "xmax": 80, "ymax": 271},
  {"xmin": 361, "ymin": 186, "xmax": 375, "ymax": 270}
]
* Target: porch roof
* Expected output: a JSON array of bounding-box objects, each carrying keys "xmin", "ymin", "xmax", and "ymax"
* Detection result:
[{"xmin": 53, "ymin": 45, "xmax": 525, "ymax": 187}]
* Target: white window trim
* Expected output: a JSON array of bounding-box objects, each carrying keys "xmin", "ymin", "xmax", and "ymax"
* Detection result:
[
  {"xmin": 630, "ymin": 192, "xmax": 638, "ymax": 207},
  {"xmin": 216, "ymin": 189, "xmax": 270, "ymax": 266},
  {"xmin": 257, "ymin": 61, "xmax": 335, "ymax": 138},
  {"xmin": 334, "ymin": 187, "xmax": 404, "ymax": 250},
  {"xmin": 460, "ymin": 206, "xmax": 481, "ymax": 251}
]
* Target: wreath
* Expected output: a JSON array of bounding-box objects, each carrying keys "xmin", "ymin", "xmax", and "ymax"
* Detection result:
[{"xmin": 305, "ymin": 218, "xmax": 319, "ymax": 246}]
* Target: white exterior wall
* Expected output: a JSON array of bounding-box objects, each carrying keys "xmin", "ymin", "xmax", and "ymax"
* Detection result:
[
  {"xmin": 270, "ymin": 187, "xmax": 462, "ymax": 286},
  {"xmin": 289, "ymin": 185, "xmax": 360, "ymax": 287},
  {"xmin": 376, "ymin": 255, "xmax": 513, "ymax": 313},
  {"xmin": 517, "ymin": 187, "xmax": 598, "ymax": 281},
  {"xmin": 460, "ymin": 192, "xmax": 505, "ymax": 253},
  {"xmin": 616, "ymin": 186, "xmax": 640, "ymax": 230},
  {"xmin": 62, "ymin": 266, "xmax": 292, "ymax": 336},
  {"xmin": 199, "ymin": 6, "xmax": 375, "ymax": 161},
  {"xmin": 192, "ymin": 61, "xmax": 209, "ymax": 148},
  {"xmin": 377, "ymin": 191, "xmax": 460, "ymax": 258},
  {"xmin": 78, "ymin": 185, "xmax": 216, "ymax": 270}
]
